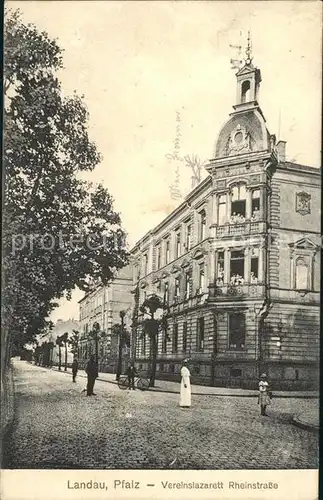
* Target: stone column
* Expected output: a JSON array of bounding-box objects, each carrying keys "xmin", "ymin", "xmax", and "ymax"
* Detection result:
[
  {"xmin": 259, "ymin": 244, "xmax": 265, "ymax": 283},
  {"xmin": 226, "ymin": 191, "xmax": 231, "ymax": 221},
  {"xmin": 212, "ymin": 193, "xmax": 218, "ymax": 225},
  {"xmin": 244, "ymin": 247, "xmax": 250, "ymax": 282},
  {"xmin": 224, "ymin": 248, "xmax": 230, "ymax": 284},
  {"xmin": 246, "ymin": 189, "xmax": 252, "ymax": 219},
  {"xmin": 260, "ymin": 187, "xmax": 267, "ymax": 219}
]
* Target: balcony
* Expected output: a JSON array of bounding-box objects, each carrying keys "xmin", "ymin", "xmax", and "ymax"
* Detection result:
[
  {"xmin": 208, "ymin": 282, "xmax": 265, "ymax": 300},
  {"xmin": 215, "ymin": 220, "xmax": 266, "ymax": 238}
]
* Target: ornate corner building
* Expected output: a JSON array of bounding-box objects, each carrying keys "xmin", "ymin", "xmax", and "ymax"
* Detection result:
[{"xmin": 131, "ymin": 55, "xmax": 320, "ymax": 390}]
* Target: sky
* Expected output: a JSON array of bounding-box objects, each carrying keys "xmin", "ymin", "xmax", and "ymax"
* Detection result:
[{"xmin": 8, "ymin": 0, "xmax": 322, "ymax": 323}]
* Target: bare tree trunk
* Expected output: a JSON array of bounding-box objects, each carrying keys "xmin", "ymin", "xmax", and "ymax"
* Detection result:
[
  {"xmin": 149, "ymin": 335, "xmax": 157, "ymax": 388},
  {"xmin": 64, "ymin": 343, "xmax": 67, "ymax": 371},
  {"xmin": 116, "ymin": 336, "xmax": 123, "ymax": 381},
  {"xmin": 58, "ymin": 346, "xmax": 61, "ymax": 371}
]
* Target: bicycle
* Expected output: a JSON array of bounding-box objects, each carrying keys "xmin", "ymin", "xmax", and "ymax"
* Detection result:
[{"xmin": 117, "ymin": 374, "xmax": 150, "ymax": 391}]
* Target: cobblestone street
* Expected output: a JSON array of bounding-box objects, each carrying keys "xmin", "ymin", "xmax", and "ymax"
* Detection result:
[{"xmin": 3, "ymin": 361, "xmax": 318, "ymax": 470}]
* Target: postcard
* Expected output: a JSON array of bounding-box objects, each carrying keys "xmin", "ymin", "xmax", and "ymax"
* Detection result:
[{"xmin": 1, "ymin": 1, "xmax": 320, "ymax": 499}]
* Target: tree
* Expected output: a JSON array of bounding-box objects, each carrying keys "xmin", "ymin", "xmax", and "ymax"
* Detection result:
[
  {"xmin": 68, "ymin": 330, "xmax": 80, "ymax": 360},
  {"xmin": 140, "ymin": 294, "xmax": 168, "ymax": 387},
  {"xmin": 113, "ymin": 311, "xmax": 131, "ymax": 381},
  {"xmin": 56, "ymin": 335, "xmax": 64, "ymax": 371},
  {"xmin": 2, "ymin": 10, "xmax": 129, "ymax": 378},
  {"xmin": 61, "ymin": 332, "xmax": 69, "ymax": 371}
]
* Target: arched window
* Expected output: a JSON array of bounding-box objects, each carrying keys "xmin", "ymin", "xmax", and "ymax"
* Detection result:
[
  {"xmin": 295, "ymin": 258, "xmax": 309, "ymax": 289},
  {"xmin": 241, "ymin": 80, "xmax": 251, "ymax": 103}
]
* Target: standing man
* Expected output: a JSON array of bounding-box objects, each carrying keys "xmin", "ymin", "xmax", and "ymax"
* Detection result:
[
  {"xmin": 85, "ymin": 355, "xmax": 98, "ymax": 396},
  {"xmin": 126, "ymin": 362, "xmax": 137, "ymax": 390},
  {"xmin": 72, "ymin": 358, "xmax": 79, "ymax": 382}
]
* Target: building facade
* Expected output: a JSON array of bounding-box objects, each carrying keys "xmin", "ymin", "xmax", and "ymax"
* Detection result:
[
  {"xmin": 131, "ymin": 56, "xmax": 320, "ymax": 390},
  {"xmin": 78, "ymin": 265, "xmax": 133, "ymax": 373}
]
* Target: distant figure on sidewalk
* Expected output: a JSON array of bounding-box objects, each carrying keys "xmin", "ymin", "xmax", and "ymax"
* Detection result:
[
  {"xmin": 180, "ymin": 359, "xmax": 191, "ymax": 408},
  {"xmin": 85, "ymin": 355, "xmax": 98, "ymax": 396},
  {"xmin": 72, "ymin": 358, "xmax": 78, "ymax": 382},
  {"xmin": 126, "ymin": 362, "xmax": 137, "ymax": 390},
  {"xmin": 258, "ymin": 373, "xmax": 271, "ymax": 416}
]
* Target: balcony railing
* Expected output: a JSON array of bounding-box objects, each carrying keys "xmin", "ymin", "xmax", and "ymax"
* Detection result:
[
  {"xmin": 215, "ymin": 221, "xmax": 266, "ymax": 238},
  {"xmin": 208, "ymin": 282, "xmax": 265, "ymax": 299}
]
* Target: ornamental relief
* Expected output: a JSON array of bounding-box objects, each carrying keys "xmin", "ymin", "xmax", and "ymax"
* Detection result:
[
  {"xmin": 225, "ymin": 124, "xmax": 253, "ymax": 156},
  {"xmin": 295, "ymin": 192, "xmax": 311, "ymax": 216},
  {"xmin": 215, "ymin": 163, "xmax": 259, "ymax": 179}
]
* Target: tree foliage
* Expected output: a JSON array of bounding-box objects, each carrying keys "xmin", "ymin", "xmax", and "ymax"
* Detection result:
[{"xmin": 3, "ymin": 10, "xmax": 129, "ymax": 354}]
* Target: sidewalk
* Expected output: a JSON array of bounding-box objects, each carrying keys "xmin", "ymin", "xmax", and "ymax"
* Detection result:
[
  {"xmin": 51, "ymin": 365, "xmax": 318, "ymax": 399},
  {"xmin": 292, "ymin": 409, "xmax": 319, "ymax": 433}
]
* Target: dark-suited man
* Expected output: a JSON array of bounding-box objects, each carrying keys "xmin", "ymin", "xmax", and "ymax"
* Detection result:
[
  {"xmin": 72, "ymin": 358, "xmax": 78, "ymax": 382},
  {"xmin": 126, "ymin": 362, "xmax": 137, "ymax": 390},
  {"xmin": 85, "ymin": 355, "xmax": 98, "ymax": 396}
]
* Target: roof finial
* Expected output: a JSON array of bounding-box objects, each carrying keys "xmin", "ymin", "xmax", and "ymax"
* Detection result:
[{"xmin": 245, "ymin": 31, "xmax": 253, "ymax": 65}]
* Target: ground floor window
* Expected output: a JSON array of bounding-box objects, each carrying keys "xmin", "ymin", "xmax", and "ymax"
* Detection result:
[
  {"xmin": 162, "ymin": 329, "xmax": 167, "ymax": 352},
  {"xmin": 228, "ymin": 312, "xmax": 245, "ymax": 350},
  {"xmin": 182, "ymin": 322, "xmax": 187, "ymax": 352},
  {"xmin": 141, "ymin": 333, "xmax": 146, "ymax": 355},
  {"xmin": 172, "ymin": 324, "xmax": 178, "ymax": 353},
  {"xmin": 295, "ymin": 258, "xmax": 309, "ymax": 289},
  {"xmin": 197, "ymin": 317, "xmax": 205, "ymax": 351}
]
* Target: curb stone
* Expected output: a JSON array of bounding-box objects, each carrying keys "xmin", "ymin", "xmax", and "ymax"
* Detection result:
[
  {"xmin": 49, "ymin": 365, "xmax": 318, "ymax": 399},
  {"xmin": 291, "ymin": 414, "xmax": 319, "ymax": 433}
]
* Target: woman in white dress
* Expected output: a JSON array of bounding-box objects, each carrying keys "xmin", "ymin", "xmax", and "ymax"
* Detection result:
[
  {"xmin": 258, "ymin": 373, "xmax": 271, "ymax": 416},
  {"xmin": 180, "ymin": 359, "xmax": 191, "ymax": 408}
]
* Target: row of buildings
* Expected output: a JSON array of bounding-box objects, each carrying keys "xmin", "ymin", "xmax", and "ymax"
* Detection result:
[{"xmin": 76, "ymin": 52, "xmax": 319, "ymax": 390}]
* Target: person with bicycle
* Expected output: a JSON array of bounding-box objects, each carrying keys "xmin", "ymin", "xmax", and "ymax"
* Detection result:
[{"xmin": 126, "ymin": 362, "xmax": 137, "ymax": 390}]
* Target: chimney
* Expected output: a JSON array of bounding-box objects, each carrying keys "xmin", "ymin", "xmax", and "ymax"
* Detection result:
[{"xmin": 276, "ymin": 140, "xmax": 287, "ymax": 163}]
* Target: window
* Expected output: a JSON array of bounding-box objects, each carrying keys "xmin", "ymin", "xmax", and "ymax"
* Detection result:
[
  {"xmin": 185, "ymin": 223, "xmax": 192, "ymax": 250},
  {"xmin": 228, "ymin": 313, "xmax": 245, "ymax": 350},
  {"xmin": 197, "ymin": 317, "xmax": 204, "ymax": 351},
  {"xmin": 156, "ymin": 245, "xmax": 161, "ymax": 269},
  {"xmin": 165, "ymin": 239, "xmax": 170, "ymax": 264},
  {"xmin": 141, "ymin": 333, "xmax": 146, "ymax": 355},
  {"xmin": 162, "ymin": 329, "xmax": 167, "ymax": 352},
  {"xmin": 159, "ymin": 362, "xmax": 164, "ymax": 372},
  {"xmin": 198, "ymin": 263, "xmax": 205, "ymax": 293},
  {"xmin": 230, "ymin": 250, "xmax": 245, "ymax": 285},
  {"xmin": 174, "ymin": 277, "xmax": 180, "ymax": 298},
  {"xmin": 182, "ymin": 322, "xmax": 187, "ymax": 352},
  {"xmin": 296, "ymin": 258, "xmax": 309, "ymax": 290},
  {"xmin": 217, "ymin": 251, "xmax": 225, "ymax": 285},
  {"xmin": 172, "ymin": 324, "xmax": 178, "ymax": 352},
  {"xmin": 231, "ymin": 368, "xmax": 242, "ymax": 377},
  {"xmin": 251, "ymin": 190, "xmax": 260, "ymax": 219},
  {"xmin": 142, "ymin": 253, "xmax": 148, "ymax": 275},
  {"xmin": 185, "ymin": 270, "xmax": 192, "ymax": 298},
  {"xmin": 231, "ymin": 184, "xmax": 246, "ymax": 221},
  {"xmin": 241, "ymin": 80, "xmax": 251, "ymax": 103},
  {"xmin": 218, "ymin": 195, "xmax": 227, "ymax": 225},
  {"xmin": 163, "ymin": 282, "xmax": 169, "ymax": 304},
  {"xmin": 199, "ymin": 209, "xmax": 206, "ymax": 240},
  {"xmin": 175, "ymin": 230, "xmax": 181, "ymax": 258},
  {"xmin": 194, "ymin": 365, "xmax": 200, "ymax": 375},
  {"xmin": 251, "ymin": 250, "xmax": 259, "ymax": 283}
]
